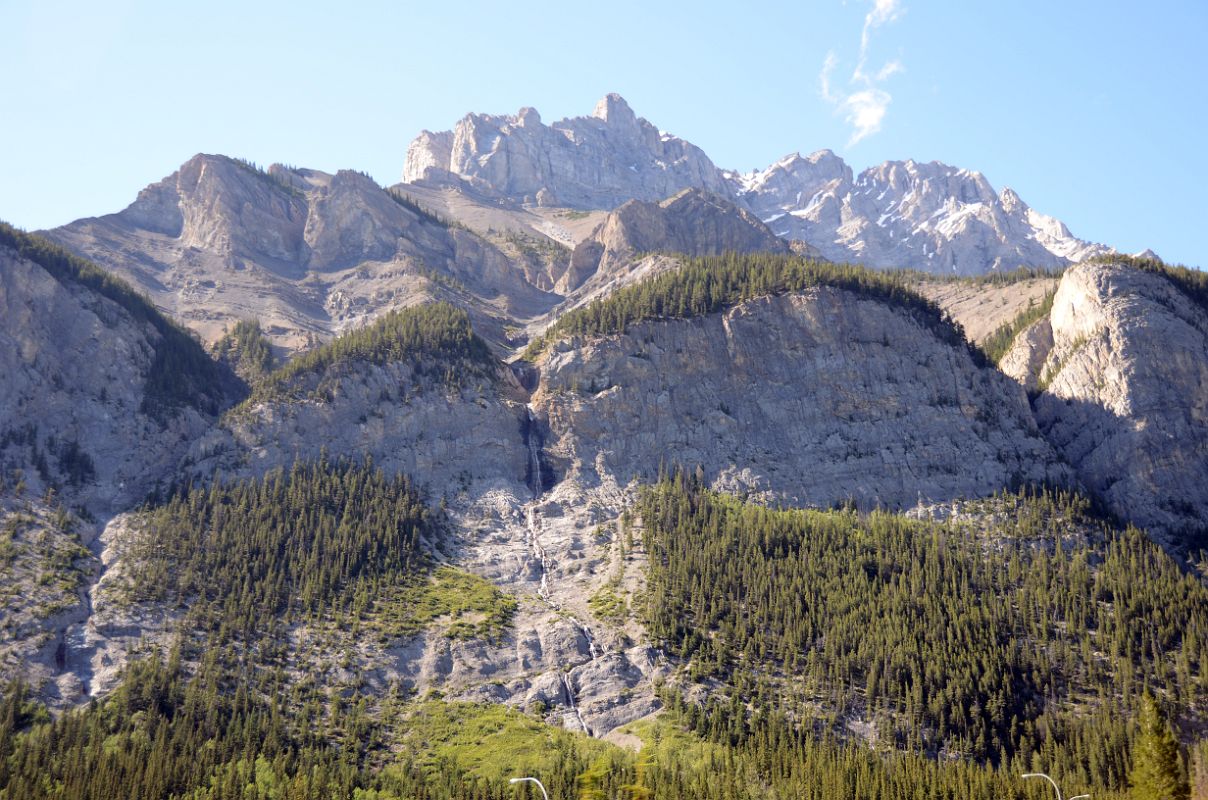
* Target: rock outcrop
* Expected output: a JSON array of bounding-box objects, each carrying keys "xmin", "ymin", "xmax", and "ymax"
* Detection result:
[
  {"xmin": 560, "ymin": 188, "xmax": 789, "ymax": 293},
  {"xmin": 732, "ymin": 152, "xmax": 1108, "ymax": 274},
  {"xmin": 536, "ymin": 288, "xmax": 1065, "ymax": 509},
  {"xmin": 403, "ymin": 94, "xmax": 731, "ymax": 210},
  {"xmin": 917, "ymin": 275, "xmax": 1059, "ymax": 345},
  {"xmin": 48, "ymin": 155, "xmax": 557, "ymax": 352},
  {"xmin": 183, "ymin": 360, "xmax": 530, "ymax": 502},
  {"xmin": 0, "ymin": 242, "xmax": 221, "ymax": 514},
  {"xmin": 0, "ymin": 498, "xmax": 98, "ymax": 707},
  {"xmin": 404, "ymin": 96, "xmax": 1110, "ymax": 275},
  {"xmin": 0, "ymin": 234, "xmax": 233, "ymax": 708},
  {"xmin": 1001, "ymin": 261, "xmax": 1208, "ymax": 544}
]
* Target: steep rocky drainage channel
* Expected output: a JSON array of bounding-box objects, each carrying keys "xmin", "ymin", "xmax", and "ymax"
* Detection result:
[
  {"xmin": 523, "ymin": 402, "xmax": 602, "ymax": 736},
  {"xmin": 63, "ymin": 516, "xmax": 113, "ymax": 700}
]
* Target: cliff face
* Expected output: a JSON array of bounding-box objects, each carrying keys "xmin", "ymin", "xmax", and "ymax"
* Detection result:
[
  {"xmin": 183, "ymin": 361, "xmax": 530, "ymax": 502},
  {"xmin": 404, "ymin": 95, "xmax": 730, "ymax": 209},
  {"xmin": 48, "ymin": 156, "xmax": 557, "ymax": 352},
  {"xmin": 0, "ymin": 239, "xmax": 230, "ymax": 708},
  {"xmin": 1001, "ymin": 262, "xmax": 1208, "ymax": 544},
  {"xmin": 734, "ymin": 154, "xmax": 1107, "ymax": 274},
  {"xmin": 535, "ymin": 289, "xmax": 1065, "ymax": 509},
  {"xmin": 561, "ymin": 188, "xmax": 788, "ymax": 293},
  {"xmin": 0, "ymin": 246, "xmax": 218, "ymax": 514}
]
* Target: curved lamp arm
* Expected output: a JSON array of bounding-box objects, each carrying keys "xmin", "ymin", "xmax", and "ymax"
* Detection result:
[
  {"xmin": 510, "ymin": 777, "xmax": 551, "ymax": 800},
  {"xmin": 1022, "ymin": 772, "xmax": 1068, "ymax": 800}
]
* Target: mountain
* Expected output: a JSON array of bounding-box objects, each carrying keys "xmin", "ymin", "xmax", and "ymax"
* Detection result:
[
  {"xmin": 47, "ymin": 154, "xmax": 561, "ymax": 352},
  {"xmin": 44, "ymin": 152, "xmax": 802, "ymax": 354},
  {"xmin": 999, "ymin": 258, "xmax": 1208, "ymax": 544},
  {"xmin": 560, "ymin": 187, "xmax": 790, "ymax": 295},
  {"xmin": 41, "ymin": 94, "xmax": 1114, "ymax": 361},
  {"xmin": 732, "ymin": 152, "xmax": 1109, "ymax": 274},
  {"xmin": 0, "ymin": 224, "xmax": 235, "ymax": 514},
  {"xmin": 537, "ymin": 265, "xmax": 1064, "ymax": 509},
  {"xmin": 0, "ymin": 224, "xmax": 237, "ymax": 703},
  {"xmin": 2, "ymin": 234, "xmax": 1207, "ymax": 799},
  {"xmin": 405, "ymin": 94, "xmax": 1109, "ymax": 275},
  {"xmin": 4, "ymin": 93, "xmax": 1206, "ymax": 800},
  {"xmin": 404, "ymin": 93, "xmax": 731, "ymax": 209}
]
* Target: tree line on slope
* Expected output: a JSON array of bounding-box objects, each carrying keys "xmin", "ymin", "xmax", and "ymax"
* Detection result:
[
  {"xmin": 0, "ymin": 651, "xmax": 1192, "ymax": 800},
  {"xmin": 385, "ymin": 188, "xmax": 470, "ymax": 232},
  {"xmin": 128, "ymin": 457, "xmax": 434, "ymax": 643},
  {"xmin": 656, "ymin": 680, "xmax": 1191, "ymax": 800},
  {"xmin": 523, "ymin": 253, "xmax": 986, "ymax": 366},
  {"xmin": 1088, "ymin": 253, "xmax": 1208, "ymax": 317},
  {"xmin": 240, "ymin": 302, "xmax": 497, "ymax": 408},
  {"xmin": 0, "ymin": 647, "xmax": 448, "ymax": 800},
  {"xmin": 0, "ymin": 222, "xmax": 232, "ymax": 418},
  {"xmin": 211, "ymin": 319, "xmax": 277, "ymax": 384},
  {"xmin": 980, "ymin": 289, "xmax": 1058, "ymax": 365},
  {"xmin": 0, "ymin": 468, "xmax": 1200, "ymax": 799},
  {"xmin": 637, "ymin": 472, "xmax": 1208, "ymax": 786}
]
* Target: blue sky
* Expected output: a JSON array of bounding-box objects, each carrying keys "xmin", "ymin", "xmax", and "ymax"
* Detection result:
[{"xmin": 3, "ymin": 0, "xmax": 1205, "ymax": 267}]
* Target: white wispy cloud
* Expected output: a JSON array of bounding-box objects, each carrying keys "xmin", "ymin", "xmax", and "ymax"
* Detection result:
[
  {"xmin": 861, "ymin": 0, "xmax": 903, "ymax": 53},
  {"xmin": 819, "ymin": 51, "xmax": 840, "ymax": 103},
  {"xmin": 820, "ymin": 0, "xmax": 905, "ymax": 146},
  {"xmin": 875, "ymin": 59, "xmax": 904, "ymax": 81},
  {"xmin": 841, "ymin": 89, "xmax": 892, "ymax": 145}
]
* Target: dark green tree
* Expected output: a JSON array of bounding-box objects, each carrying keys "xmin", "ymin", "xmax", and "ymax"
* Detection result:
[{"xmin": 1130, "ymin": 692, "xmax": 1189, "ymax": 800}]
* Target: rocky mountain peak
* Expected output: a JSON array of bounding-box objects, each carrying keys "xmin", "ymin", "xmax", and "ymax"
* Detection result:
[
  {"xmin": 401, "ymin": 96, "xmax": 730, "ymax": 209},
  {"xmin": 999, "ymin": 186, "xmax": 1023, "ymax": 209},
  {"xmin": 46, "ymin": 152, "xmax": 559, "ymax": 350},
  {"xmin": 398, "ymin": 94, "xmax": 1111, "ymax": 274},
  {"xmin": 739, "ymin": 149, "xmax": 1107, "ymax": 273},
  {"xmin": 591, "ymin": 93, "xmax": 638, "ymax": 129},
  {"xmin": 561, "ymin": 187, "xmax": 787, "ymax": 294},
  {"xmin": 858, "ymin": 160, "xmax": 996, "ymax": 206},
  {"xmin": 736, "ymin": 149, "xmax": 853, "ymax": 195}
]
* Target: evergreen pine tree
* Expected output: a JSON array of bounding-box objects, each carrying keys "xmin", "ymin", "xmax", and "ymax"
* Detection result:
[{"xmin": 1130, "ymin": 692, "xmax": 1189, "ymax": 800}]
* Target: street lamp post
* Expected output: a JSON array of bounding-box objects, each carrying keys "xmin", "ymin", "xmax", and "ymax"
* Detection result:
[
  {"xmin": 510, "ymin": 776, "xmax": 551, "ymax": 800},
  {"xmin": 1022, "ymin": 772, "xmax": 1090, "ymax": 800}
]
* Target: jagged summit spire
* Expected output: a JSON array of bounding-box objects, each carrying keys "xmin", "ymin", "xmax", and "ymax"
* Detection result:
[
  {"xmin": 403, "ymin": 92, "xmax": 727, "ymax": 208},
  {"xmin": 400, "ymin": 95, "xmax": 1107, "ymax": 269},
  {"xmin": 516, "ymin": 106, "xmax": 542, "ymax": 127},
  {"xmin": 591, "ymin": 93, "xmax": 637, "ymax": 127}
]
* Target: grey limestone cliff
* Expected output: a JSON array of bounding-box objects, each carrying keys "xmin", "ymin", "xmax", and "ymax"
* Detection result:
[
  {"xmin": 48, "ymin": 155, "xmax": 556, "ymax": 352},
  {"xmin": 535, "ymin": 288, "xmax": 1066, "ymax": 509},
  {"xmin": 183, "ymin": 359, "xmax": 530, "ymax": 501},
  {"xmin": 560, "ymin": 187, "xmax": 789, "ymax": 294},
  {"xmin": 1001, "ymin": 261, "xmax": 1208, "ymax": 544},
  {"xmin": 403, "ymin": 94, "xmax": 731, "ymax": 210},
  {"xmin": 0, "ymin": 245, "xmax": 219, "ymax": 514}
]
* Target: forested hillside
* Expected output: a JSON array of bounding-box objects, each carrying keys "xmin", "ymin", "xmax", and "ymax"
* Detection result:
[
  {"xmin": 3, "ymin": 471, "xmax": 1200, "ymax": 800},
  {"xmin": 524, "ymin": 253, "xmax": 979, "ymax": 364},
  {"xmin": 244, "ymin": 303, "xmax": 497, "ymax": 407},
  {"xmin": 122, "ymin": 457, "xmax": 514, "ymax": 646},
  {"xmin": 211, "ymin": 319, "xmax": 276, "ymax": 384},
  {"xmin": 638, "ymin": 473, "xmax": 1208, "ymax": 795}
]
